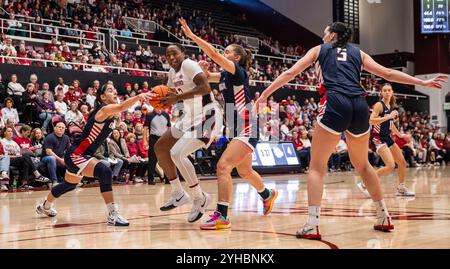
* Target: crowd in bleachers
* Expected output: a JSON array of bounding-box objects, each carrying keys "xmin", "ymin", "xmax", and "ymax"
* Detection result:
[{"xmin": 0, "ymin": 72, "xmax": 449, "ymax": 192}]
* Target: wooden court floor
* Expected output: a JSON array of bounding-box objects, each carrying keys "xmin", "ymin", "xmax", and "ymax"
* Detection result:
[{"xmin": 1, "ymin": 166, "xmax": 449, "ymax": 249}]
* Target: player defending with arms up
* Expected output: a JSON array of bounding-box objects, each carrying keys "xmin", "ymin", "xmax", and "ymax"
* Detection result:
[
  {"xmin": 254, "ymin": 22, "xmax": 446, "ymax": 239},
  {"xmin": 180, "ymin": 18, "xmax": 278, "ymax": 230}
]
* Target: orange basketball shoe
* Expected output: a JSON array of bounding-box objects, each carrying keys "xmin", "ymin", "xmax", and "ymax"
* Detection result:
[{"xmin": 263, "ymin": 189, "xmax": 278, "ymax": 215}]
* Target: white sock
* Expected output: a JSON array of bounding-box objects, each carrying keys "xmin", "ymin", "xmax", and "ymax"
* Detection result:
[
  {"xmin": 217, "ymin": 201, "xmax": 229, "ymax": 207},
  {"xmin": 307, "ymin": 206, "xmax": 321, "ymax": 227},
  {"xmin": 169, "ymin": 177, "xmax": 183, "ymax": 194},
  {"xmin": 398, "ymin": 183, "xmax": 405, "ymax": 188},
  {"xmin": 43, "ymin": 200, "xmax": 53, "ymax": 210},
  {"xmin": 375, "ymin": 199, "xmax": 389, "ymax": 218},
  {"xmin": 190, "ymin": 184, "xmax": 203, "ymax": 200},
  {"xmin": 106, "ymin": 202, "xmax": 118, "ymax": 213}
]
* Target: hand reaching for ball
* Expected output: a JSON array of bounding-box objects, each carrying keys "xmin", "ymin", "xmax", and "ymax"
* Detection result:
[
  {"xmin": 161, "ymin": 90, "xmax": 179, "ymax": 106},
  {"xmin": 139, "ymin": 92, "xmax": 158, "ymax": 103}
]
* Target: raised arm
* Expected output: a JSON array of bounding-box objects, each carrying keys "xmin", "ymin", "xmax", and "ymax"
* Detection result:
[
  {"xmin": 95, "ymin": 92, "xmax": 153, "ymax": 122},
  {"xmin": 179, "ymin": 18, "xmax": 236, "ymax": 74},
  {"xmin": 261, "ymin": 46, "xmax": 320, "ymax": 98},
  {"xmin": 361, "ymin": 51, "xmax": 447, "ymax": 89}
]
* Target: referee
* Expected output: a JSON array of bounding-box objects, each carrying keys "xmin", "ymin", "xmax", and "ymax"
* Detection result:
[{"xmin": 143, "ymin": 107, "xmax": 171, "ymax": 185}]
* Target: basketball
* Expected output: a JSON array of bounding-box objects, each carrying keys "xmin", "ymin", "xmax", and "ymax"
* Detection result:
[{"xmin": 149, "ymin": 85, "xmax": 171, "ymax": 110}]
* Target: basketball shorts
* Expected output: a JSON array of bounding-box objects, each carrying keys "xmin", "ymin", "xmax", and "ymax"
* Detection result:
[
  {"xmin": 372, "ymin": 135, "xmax": 395, "ymax": 152},
  {"xmin": 65, "ymin": 153, "xmax": 95, "ymax": 176},
  {"xmin": 317, "ymin": 92, "xmax": 370, "ymax": 137}
]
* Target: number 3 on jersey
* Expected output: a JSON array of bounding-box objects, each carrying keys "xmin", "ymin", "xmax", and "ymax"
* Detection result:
[{"xmin": 337, "ymin": 48, "xmax": 347, "ymax": 62}]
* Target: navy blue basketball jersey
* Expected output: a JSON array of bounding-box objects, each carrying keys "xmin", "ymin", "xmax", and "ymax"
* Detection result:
[
  {"xmin": 372, "ymin": 101, "xmax": 392, "ymax": 137},
  {"xmin": 219, "ymin": 63, "xmax": 254, "ymax": 138},
  {"xmin": 316, "ymin": 43, "xmax": 364, "ymax": 97},
  {"xmin": 66, "ymin": 104, "xmax": 115, "ymax": 156}
]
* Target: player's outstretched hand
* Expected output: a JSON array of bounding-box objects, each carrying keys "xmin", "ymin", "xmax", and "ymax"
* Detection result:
[
  {"xmin": 422, "ymin": 75, "xmax": 448, "ymax": 89},
  {"xmin": 179, "ymin": 17, "xmax": 196, "ymax": 40},
  {"xmin": 161, "ymin": 90, "xmax": 179, "ymax": 106},
  {"xmin": 139, "ymin": 92, "xmax": 158, "ymax": 103},
  {"xmin": 252, "ymin": 94, "xmax": 267, "ymax": 118}
]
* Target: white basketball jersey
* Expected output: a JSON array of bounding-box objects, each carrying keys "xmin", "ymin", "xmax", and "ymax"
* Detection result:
[{"xmin": 167, "ymin": 58, "xmax": 204, "ymax": 120}]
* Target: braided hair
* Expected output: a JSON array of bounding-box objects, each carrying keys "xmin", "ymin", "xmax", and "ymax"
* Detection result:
[{"xmin": 329, "ymin": 22, "xmax": 353, "ymax": 48}]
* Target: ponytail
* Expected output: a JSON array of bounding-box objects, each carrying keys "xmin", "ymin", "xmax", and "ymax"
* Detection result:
[
  {"xmin": 231, "ymin": 44, "xmax": 253, "ymax": 70},
  {"xmin": 329, "ymin": 22, "xmax": 353, "ymax": 48}
]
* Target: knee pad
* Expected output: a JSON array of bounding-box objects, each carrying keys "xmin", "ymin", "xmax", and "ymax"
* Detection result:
[
  {"xmin": 94, "ymin": 162, "xmax": 113, "ymax": 193},
  {"xmin": 51, "ymin": 181, "xmax": 77, "ymax": 198}
]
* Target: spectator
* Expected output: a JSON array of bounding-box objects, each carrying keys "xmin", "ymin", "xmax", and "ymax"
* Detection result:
[
  {"xmin": 298, "ymin": 130, "xmax": 311, "ymax": 169},
  {"xmin": 395, "ymin": 132, "xmax": 416, "ymax": 167},
  {"xmin": 38, "ymin": 82, "xmax": 54, "ymax": 102},
  {"xmin": 30, "ymin": 127, "xmax": 45, "ymax": 157},
  {"xmin": 7, "ymin": 74, "xmax": 25, "ymax": 107},
  {"xmin": 36, "ymin": 91, "xmax": 56, "ymax": 133},
  {"xmin": 13, "ymin": 125, "xmax": 35, "ymax": 154},
  {"xmin": 0, "ymin": 141, "xmax": 10, "ymax": 191},
  {"xmin": 126, "ymin": 133, "xmax": 147, "ymax": 183},
  {"xmin": 1, "ymin": 97, "xmax": 20, "ymax": 125},
  {"xmin": 41, "ymin": 121, "xmax": 69, "ymax": 185},
  {"xmin": 132, "ymin": 110, "xmax": 145, "ymax": 126},
  {"xmin": 54, "ymin": 94, "xmax": 68, "ymax": 119},
  {"xmin": 94, "ymin": 139, "xmax": 124, "ymax": 182},
  {"xmin": 85, "ymin": 87, "xmax": 96, "ymax": 108},
  {"xmin": 121, "ymin": 26, "xmax": 133, "ymax": 37},
  {"xmin": 108, "ymin": 128, "xmax": 133, "ymax": 181},
  {"xmin": 65, "ymin": 102, "xmax": 85, "ymax": 126},
  {"xmin": 444, "ymin": 133, "xmax": 450, "ymax": 165},
  {"xmin": 64, "ymin": 85, "xmax": 83, "ymax": 105},
  {"xmin": 1, "ymin": 126, "xmax": 49, "ymax": 189},
  {"xmin": 22, "ymin": 83, "xmax": 39, "ymax": 125},
  {"xmin": 29, "ymin": 74, "xmax": 40, "ymax": 94},
  {"xmin": 329, "ymin": 138, "xmax": 349, "ymax": 171},
  {"xmin": 54, "ymin": 77, "xmax": 69, "ymax": 95}
]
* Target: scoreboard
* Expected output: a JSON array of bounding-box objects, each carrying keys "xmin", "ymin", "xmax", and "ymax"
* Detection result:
[{"xmin": 422, "ymin": 0, "xmax": 450, "ymax": 33}]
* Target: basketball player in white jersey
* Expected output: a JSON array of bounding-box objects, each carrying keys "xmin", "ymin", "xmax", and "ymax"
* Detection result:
[{"xmin": 154, "ymin": 43, "xmax": 222, "ymax": 223}]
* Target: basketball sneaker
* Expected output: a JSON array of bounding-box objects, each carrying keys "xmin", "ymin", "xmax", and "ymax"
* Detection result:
[
  {"xmin": 160, "ymin": 190, "xmax": 191, "ymax": 211},
  {"xmin": 107, "ymin": 210, "xmax": 129, "ymax": 226},
  {"xmin": 35, "ymin": 175, "xmax": 50, "ymax": 183},
  {"xmin": 188, "ymin": 192, "xmax": 211, "ymax": 223},
  {"xmin": 200, "ymin": 211, "xmax": 231, "ymax": 230},
  {"xmin": 263, "ymin": 189, "xmax": 278, "ymax": 215},
  {"xmin": 374, "ymin": 215, "xmax": 394, "ymax": 232},
  {"xmin": 396, "ymin": 186, "xmax": 415, "ymax": 197},
  {"xmin": 296, "ymin": 223, "xmax": 321, "ymax": 240},
  {"xmin": 356, "ymin": 181, "xmax": 370, "ymax": 198},
  {"xmin": 35, "ymin": 202, "xmax": 57, "ymax": 217}
]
